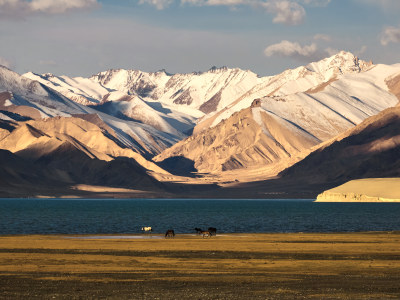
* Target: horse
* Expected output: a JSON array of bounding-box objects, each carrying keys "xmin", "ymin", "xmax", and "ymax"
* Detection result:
[
  {"xmin": 194, "ymin": 228, "xmax": 203, "ymax": 235},
  {"xmin": 141, "ymin": 226, "xmax": 152, "ymax": 233},
  {"xmin": 201, "ymin": 231, "xmax": 211, "ymax": 238},
  {"xmin": 208, "ymin": 227, "xmax": 217, "ymax": 236},
  {"xmin": 165, "ymin": 229, "xmax": 175, "ymax": 238}
]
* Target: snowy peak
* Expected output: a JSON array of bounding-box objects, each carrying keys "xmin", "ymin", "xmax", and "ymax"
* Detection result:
[
  {"xmin": 0, "ymin": 66, "xmax": 48, "ymax": 98},
  {"xmin": 91, "ymin": 69, "xmax": 168, "ymax": 98},
  {"xmin": 307, "ymin": 51, "xmax": 373, "ymax": 79}
]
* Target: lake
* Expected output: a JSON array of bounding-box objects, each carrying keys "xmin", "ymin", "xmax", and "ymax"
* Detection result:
[{"xmin": 1, "ymin": 199, "xmax": 400, "ymax": 234}]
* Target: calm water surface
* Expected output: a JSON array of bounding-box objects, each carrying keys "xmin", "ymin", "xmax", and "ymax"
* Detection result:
[{"xmin": 1, "ymin": 199, "xmax": 400, "ymax": 234}]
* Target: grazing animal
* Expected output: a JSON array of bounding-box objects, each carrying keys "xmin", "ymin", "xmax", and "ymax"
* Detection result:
[
  {"xmin": 141, "ymin": 226, "xmax": 152, "ymax": 232},
  {"xmin": 201, "ymin": 231, "xmax": 211, "ymax": 238},
  {"xmin": 208, "ymin": 227, "xmax": 217, "ymax": 236},
  {"xmin": 194, "ymin": 228, "xmax": 203, "ymax": 235},
  {"xmin": 165, "ymin": 229, "xmax": 175, "ymax": 238}
]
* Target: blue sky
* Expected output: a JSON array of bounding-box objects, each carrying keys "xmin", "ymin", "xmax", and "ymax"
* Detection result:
[{"xmin": 1, "ymin": 0, "xmax": 400, "ymax": 77}]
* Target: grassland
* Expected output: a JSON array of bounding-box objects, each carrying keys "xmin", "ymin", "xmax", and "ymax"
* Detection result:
[{"xmin": 0, "ymin": 232, "xmax": 400, "ymax": 299}]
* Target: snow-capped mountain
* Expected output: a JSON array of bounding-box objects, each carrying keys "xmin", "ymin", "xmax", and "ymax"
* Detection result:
[
  {"xmin": 0, "ymin": 66, "xmax": 183, "ymax": 157},
  {"xmin": 24, "ymin": 51, "xmax": 378, "ymax": 134},
  {"xmin": 24, "ymin": 71, "xmax": 198, "ymax": 137},
  {"xmin": 154, "ymin": 52, "xmax": 400, "ymax": 175},
  {"xmin": 11, "ymin": 51, "xmax": 400, "ymax": 176}
]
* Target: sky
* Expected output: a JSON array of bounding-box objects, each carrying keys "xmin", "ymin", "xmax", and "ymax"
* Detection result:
[{"xmin": 1, "ymin": 0, "xmax": 400, "ymax": 77}]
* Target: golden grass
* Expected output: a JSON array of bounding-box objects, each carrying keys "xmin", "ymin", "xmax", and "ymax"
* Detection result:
[{"xmin": 0, "ymin": 233, "xmax": 400, "ymax": 298}]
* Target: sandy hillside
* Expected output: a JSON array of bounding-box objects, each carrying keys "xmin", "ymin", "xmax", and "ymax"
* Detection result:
[
  {"xmin": 316, "ymin": 178, "xmax": 400, "ymax": 202},
  {"xmin": 0, "ymin": 116, "xmax": 168, "ymax": 174},
  {"xmin": 154, "ymin": 103, "xmax": 320, "ymax": 175}
]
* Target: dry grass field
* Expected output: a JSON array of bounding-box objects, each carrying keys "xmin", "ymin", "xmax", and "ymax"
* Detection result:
[{"xmin": 0, "ymin": 232, "xmax": 400, "ymax": 299}]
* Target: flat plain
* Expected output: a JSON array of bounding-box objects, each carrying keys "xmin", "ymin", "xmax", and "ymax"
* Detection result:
[{"xmin": 0, "ymin": 232, "xmax": 400, "ymax": 299}]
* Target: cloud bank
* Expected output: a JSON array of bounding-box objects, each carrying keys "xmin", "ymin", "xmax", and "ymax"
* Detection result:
[
  {"xmin": 263, "ymin": 39, "xmax": 366, "ymax": 62},
  {"xmin": 0, "ymin": 0, "xmax": 99, "ymax": 18},
  {"xmin": 262, "ymin": 1, "xmax": 305, "ymax": 25},
  {"xmin": 264, "ymin": 40, "xmax": 319, "ymax": 59}
]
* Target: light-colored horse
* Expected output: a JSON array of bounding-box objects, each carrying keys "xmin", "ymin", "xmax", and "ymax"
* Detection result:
[
  {"xmin": 141, "ymin": 226, "xmax": 152, "ymax": 232},
  {"xmin": 201, "ymin": 231, "xmax": 211, "ymax": 238}
]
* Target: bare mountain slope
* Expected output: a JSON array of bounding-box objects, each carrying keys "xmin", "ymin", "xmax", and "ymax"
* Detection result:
[
  {"xmin": 154, "ymin": 100, "xmax": 320, "ymax": 173},
  {"xmin": 0, "ymin": 116, "xmax": 173, "ymax": 197},
  {"xmin": 0, "ymin": 116, "xmax": 169, "ymax": 175},
  {"xmin": 280, "ymin": 106, "xmax": 400, "ymax": 183}
]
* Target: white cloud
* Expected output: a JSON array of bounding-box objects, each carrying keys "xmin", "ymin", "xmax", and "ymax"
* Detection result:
[
  {"xmin": 261, "ymin": 0, "xmax": 305, "ymax": 25},
  {"xmin": 314, "ymin": 34, "xmax": 331, "ymax": 42},
  {"xmin": 264, "ymin": 39, "xmax": 345, "ymax": 61},
  {"xmin": 381, "ymin": 26, "xmax": 400, "ymax": 46},
  {"xmin": 0, "ymin": 56, "xmax": 13, "ymax": 69},
  {"xmin": 0, "ymin": 0, "xmax": 99, "ymax": 18},
  {"xmin": 139, "ymin": 0, "xmax": 173, "ymax": 9},
  {"xmin": 264, "ymin": 40, "xmax": 318, "ymax": 58}
]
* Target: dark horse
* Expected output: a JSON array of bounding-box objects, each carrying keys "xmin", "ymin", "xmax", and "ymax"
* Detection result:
[
  {"xmin": 208, "ymin": 227, "xmax": 217, "ymax": 236},
  {"xmin": 194, "ymin": 228, "xmax": 203, "ymax": 235},
  {"xmin": 165, "ymin": 229, "xmax": 175, "ymax": 238}
]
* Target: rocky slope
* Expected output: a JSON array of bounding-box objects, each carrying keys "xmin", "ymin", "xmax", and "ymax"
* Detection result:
[
  {"xmin": 280, "ymin": 106, "xmax": 400, "ymax": 184},
  {"xmin": 154, "ymin": 100, "xmax": 320, "ymax": 173},
  {"xmin": 0, "ymin": 116, "xmax": 168, "ymax": 174}
]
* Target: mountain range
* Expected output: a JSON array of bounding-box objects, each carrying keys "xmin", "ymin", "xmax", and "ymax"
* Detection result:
[{"xmin": 1, "ymin": 51, "xmax": 400, "ymax": 198}]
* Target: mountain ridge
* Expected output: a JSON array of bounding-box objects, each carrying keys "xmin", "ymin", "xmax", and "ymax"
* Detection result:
[{"xmin": 1, "ymin": 51, "xmax": 400, "ymax": 195}]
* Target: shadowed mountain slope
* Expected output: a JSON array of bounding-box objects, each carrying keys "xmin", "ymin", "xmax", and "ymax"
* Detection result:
[
  {"xmin": 280, "ymin": 106, "xmax": 400, "ymax": 184},
  {"xmin": 0, "ymin": 116, "xmax": 169, "ymax": 174}
]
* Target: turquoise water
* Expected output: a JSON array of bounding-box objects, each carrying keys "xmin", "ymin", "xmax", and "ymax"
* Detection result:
[{"xmin": 1, "ymin": 199, "xmax": 400, "ymax": 234}]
